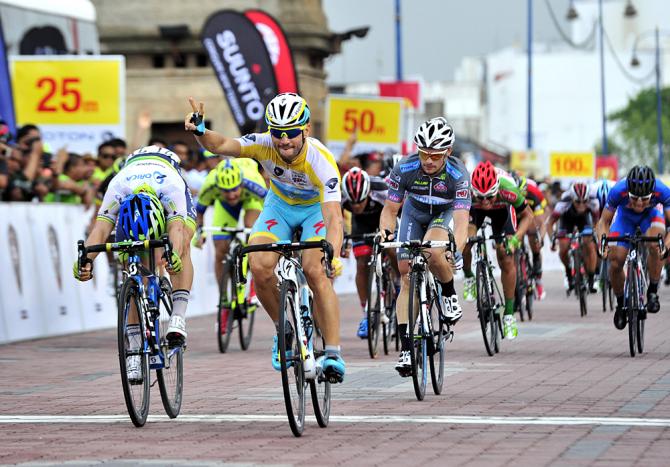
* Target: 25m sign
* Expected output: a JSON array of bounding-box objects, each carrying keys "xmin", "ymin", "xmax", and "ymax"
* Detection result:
[{"xmin": 11, "ymin": 57, "xmax": 123, "ymax": 125}]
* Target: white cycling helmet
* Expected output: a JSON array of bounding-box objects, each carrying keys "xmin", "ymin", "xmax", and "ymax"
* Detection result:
[
  {"xmin": 128, "ymin": 145, "xmax": 181, "ymax": 166},
  {"xmin": 413, "ymin": 117, "xmax": 454, "ymax": 151},
  {"xmin": 265, "ymin": 92, "xmax": 311, "ymax": 129}
]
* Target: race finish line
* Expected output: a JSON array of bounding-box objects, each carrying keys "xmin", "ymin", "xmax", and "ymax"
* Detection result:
[{"xmin": 2, "ymin": 414, "xmax": 670, "ymax": 427}]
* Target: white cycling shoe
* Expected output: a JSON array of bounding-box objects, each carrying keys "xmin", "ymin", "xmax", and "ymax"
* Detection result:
[{"xmin": 126, "ymin": 355, "xmax": 143, "ymax": 385}]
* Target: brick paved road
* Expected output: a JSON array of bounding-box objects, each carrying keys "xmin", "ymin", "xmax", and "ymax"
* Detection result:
[{"xmin": 1, "ymin": 271, "xmax": 670, "ymax": 466}]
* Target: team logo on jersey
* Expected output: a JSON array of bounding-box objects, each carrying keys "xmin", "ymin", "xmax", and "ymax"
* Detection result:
[
  {"xmin": 274, "ymin": 166, "xmax": 284, "ymax": 177},
  {"xmin": 499, "ymin": 190, "xmax": 517, "ymax": 203},
  {"xmin": 242, "ymin": 134, "xmax": 256, "ymax": 142},
  {"xmin": 400, "ymin": 160, "xmax": 420, "ymax": 173},
  {"xmin": 434, "ymin": 181, "xmax": 448, "ymax": 192},
  {"xmin": 388, "ymin": 193, "xmax": 403, "ymax": 203},
  {"xmin": 445, "ymin": 162, "xmax": 462, "ymax": 180},
  {"xmin": 386, "ymin": 178, "xmax": 399, "ymax": 191},
  {"xmin": 456, "ymin": 180, "xmax": 469, "ymax": 189},
  {"xmin": 153, "ymin": 171, "xmax": 166, "ymax": 184},
  {"xmin": 292, "ymin": 172, "xmax": 308, "ymax": 186},
  {"xmin": 313, "ymin": 220, "xmax": 325, "ymax": 235},
  {"xmin": 455, "ymin": 189, "xmax": 468, "ymax": 199},
  {"xmin": 265, "ymin": 219, "xmax": 278, "ymax": 231},
  {"xmin": 325, "ymin": 177, "xmax": 339, "ymax": 190}
]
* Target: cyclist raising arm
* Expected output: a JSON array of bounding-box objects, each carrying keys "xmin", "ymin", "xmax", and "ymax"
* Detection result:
[
  {"xmin": 379, "ymin": 117, "xmax": 470, "ymax": 376},
  {"xmin": 185, "ymin": 93, "xmax": 346, "ymax": 382}
]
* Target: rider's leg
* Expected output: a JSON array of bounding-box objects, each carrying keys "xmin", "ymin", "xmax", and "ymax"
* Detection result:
[
  {"xmin": 583, "ymin": 237, "xmax": 598, "ymax": 291},
  {"xmin": 424, "ymin": 224, "xmax": 461, "ymax": 322},
  {"xmin": 213, "ymin": 239, "xmax": 231, "ymax": 292},
  {"xmin": 645, "ymin": 222, "xmax": 665, "ymax": 312},
  {"xmin": 461, "ymin": 223, "xmax": 477, "ymax": 301},
  {"xmin": 609, "ymin": 245, "xmax": 628, "ymax": 329},
  {"xmin": 558, "ymin": 239, "xmax": 571, "ymax": 286},
  {"xmin": 394, "ymin": 259, "xmax": 412, "ymax": 351},
  {"xmin": 496, "ymin": 242, "xmax": 516, "ymax": 315},
  {"xmin": 248, "ymin": 237, "xmax": 280, "ymax": 320}
]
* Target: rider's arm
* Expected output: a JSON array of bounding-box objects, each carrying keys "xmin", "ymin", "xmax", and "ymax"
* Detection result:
[
  {"xmin": 379, "ymin": 199, "xmax": 402, "ymax": 237},
  {"xmin": 84, "ymin": 219, "xmax": 116, "ymax": 262},
  {"xmin": 194, "ymin": 130, "xmax": 242, "ymax": 157},
  {"xmin": 452, "ymin": 209, "xmax": 469, "ymax": 253},
  {"xmin": 544, "ymin": 214, "xmax": 558, "ymax": 241},
  {"xmin": 167, "ymin": 219, "xmax": 187, "ymax": 258},
  {"xmin": 514, "ymin": 204, "xmax": 534, "ymax": 240},
  {"xmin": 322, "ymin": 201, "xmax": 344, "ymax": 258},
  {"xmin": 595, "ymin": 207, "xmax": 615, "ymax": 241}
]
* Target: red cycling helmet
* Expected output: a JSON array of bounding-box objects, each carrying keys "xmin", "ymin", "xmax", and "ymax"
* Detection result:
[
  {"xmin": 570, "ymin": 181, "xmax": 589, "ymax": 202},
  {"xmin": 342, "ymin": 167, "xmax": 371, "ymax": 203},
  {"xmin": 471, "ymin": 161, "xmax": 500, "ymax": 197}
]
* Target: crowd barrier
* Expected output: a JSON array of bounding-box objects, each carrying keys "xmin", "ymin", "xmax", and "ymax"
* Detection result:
[{"xmin": 0, "ymin": 202, "xmax": 563, "ymax": 344}]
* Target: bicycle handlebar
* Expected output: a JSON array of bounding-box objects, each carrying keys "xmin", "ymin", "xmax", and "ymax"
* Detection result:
[
  {"xmin": 201, "ymin": 226, "xmax": 252, "ymax": 234},
  {"xmin": 600, "ymin": 232, "xmax": 667, "ymax": 259},
  {"xmin": 380, "ymin": 239, "xmax": 455, "ymax": 251},
  {"xmin": 234, "ymin": 239, "xmax": 334, "ymax": 284},
  {"xmin": 77, "ymin": 236, "xmax": 173, "ymax": 269}
]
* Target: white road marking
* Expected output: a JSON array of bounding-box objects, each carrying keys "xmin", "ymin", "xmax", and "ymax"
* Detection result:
[{"xmin": 0, "ymin": 414, "xmax": 669, "ymax": 427}]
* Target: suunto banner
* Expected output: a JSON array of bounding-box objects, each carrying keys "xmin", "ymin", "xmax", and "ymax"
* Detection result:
[
  {"xmin": 244, "ymin": 9, "xmax": 299, "ymax": 94},
  {"xmin": 201, "ymin": 10, "xmax": 278, "ymax": 134}
]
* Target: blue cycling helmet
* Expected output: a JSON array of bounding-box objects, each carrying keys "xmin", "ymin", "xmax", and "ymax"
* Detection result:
[
  {"xmin": 117, "ymin": 192, "xmax": 166, "ymax": 241},
  {"xmin": 596, "ymin": 181, "xmax": 611, "ymax": 207}
]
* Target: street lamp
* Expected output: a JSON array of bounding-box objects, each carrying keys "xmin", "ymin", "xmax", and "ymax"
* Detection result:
[
  {"xmin": 567, "ymin": 0, "xmax": 637, "ymax": 156},
  {"xmin": 630, "ymin": 28, "xmax": 670, "ymax": 174}
]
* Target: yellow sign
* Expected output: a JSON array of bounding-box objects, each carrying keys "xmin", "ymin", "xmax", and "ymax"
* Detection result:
[
  {"xmin": 327, "ymin": 96, "xmax": 403, "ymax": 145},
  {"xmin": 550, "ymin": 152, "xmax": 595, "ymax": 179},
  {"xmin": 12, "ymin": 58, "xmax": 122, "ymax": 125}
]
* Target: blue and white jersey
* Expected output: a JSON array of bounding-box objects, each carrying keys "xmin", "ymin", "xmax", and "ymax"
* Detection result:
[{"xmin": 605, "ymin": 178, "xmax": 670, "ymax": 213}]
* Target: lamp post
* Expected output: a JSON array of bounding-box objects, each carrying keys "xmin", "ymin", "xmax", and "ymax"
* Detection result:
[
  {"xmin": 395, "ymin": 0, "xmax": 402, "ymax": 81},
  {"xmin": 631, "ymin": 28, "xmax": 669, "ymax": 174},
  {"xmin": 527, "ymin": 0, "xmax": 533, "ymax": 150},
  {"xmin": 567, "ymin": 0, "xmax": 637, "ymax": 156}
]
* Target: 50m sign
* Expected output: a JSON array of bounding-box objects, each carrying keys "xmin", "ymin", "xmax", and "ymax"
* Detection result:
[
  {"xmin": 327, "ymin": 96, "xmax": 403, "ymax": 145},
  {"xmin": 11, "ymin": 58, "xmax": 122, "ymax": 125}
]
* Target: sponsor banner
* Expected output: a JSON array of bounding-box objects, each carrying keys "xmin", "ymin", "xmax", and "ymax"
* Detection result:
[
  {"xmin": 595, "ymin": 155, "xmax": 619, "ymax": 181},
  {"xmin": 549, "ymin": 152, "xmax": 595, "ymax": 179},
  {"xmin": 378, "ymin": 80, "xmax": 422, "ymax": 112},
  {"xmin": 326, "ymin": 95, "xmax": 404, "ymax": 156},
  {"xmin": 244, "ymin": 10, "xmax": 298, "ymax": 93},
  {"xmin": 0, "ymin": 17, "xmax": 16, "ymax": 136},
  {"xmin": 10, "ymin": 56, "xmax": 125, "ymax": 153},
  {"xmin": 0, "ymin": 204, "xmax": 45, "ymax": 341},
  {"xmin": 201, "ymin": 10, "xmax": 278, "ymax": 134}
]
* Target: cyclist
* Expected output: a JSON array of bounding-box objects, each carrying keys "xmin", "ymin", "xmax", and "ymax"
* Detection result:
[
  {"xmin": 378, "ymin": 117, "xmax": 470, "ymax": 376},
  {"xmin": 596, "ymin": 165, "xmax": 670, "ymax": 330},
  {"xmin": 546, "ymin": 181, "xmax": 599, "ymax": 294},
  {"xmin": 591, "ymin": 178, "xmax": 615, "ymax": 219},
  {"xmin": 341, "ymin": 166, "xmax": 397, "ymax": 339},
  {"xmin": 73, "ymin": 145, "xmax": 196, "ymax": 380},
  {"xmin": 193, "ymin": 158, "xmax": 267, "ymax": 297},
  {"xmin": 462, "ymin": 162, "xmax": 534, "ymax": 339},
  {"xmin": 184, "ymin": 93, "xmax": 346, "ymax": 383}
]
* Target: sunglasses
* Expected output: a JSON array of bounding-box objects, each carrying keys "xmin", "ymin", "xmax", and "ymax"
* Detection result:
[
  {"xmin": 629, "ymin": 193, "xmax": 653, "ymax": 201},
  {"xmin": 99, "ymin": 153, "xmax": 115, "ymax": 160},
  {"xmin": 269, "ymin": 127, "xmax": 304, "ymax": 139},
  {"xmin": 418, "ymin": 149, "xmax": 448, "ymax": 161},
  {"xmin": 474, "ymin": 194, "xmax": 496, "ymax": 201},
  {"xmin": 574, "ymin": 199, "xmax": 587, "ymax": 205}
]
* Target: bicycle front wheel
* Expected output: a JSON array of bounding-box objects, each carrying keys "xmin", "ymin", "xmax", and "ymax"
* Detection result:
[
  {"xmin": 309, "ymin": 331, "xmax": 331, "ymax": 428},
  {"xmin": 626, "ymin": 264, "xmax": 638, "ymax": 357},
  {"xmin": 217, "ymin": 262, "xmax": 235, "ymax": 353},
  {"xmin": 408, "ymin": 272, "xmax": 426, "ymax": 401},
  {"xmin": 279, "ymin": 280, "xmax": 305, "ymax": 437},
  {"xmin": 382, "ymin": 273, "xmax": 396, "ymax": 356},
  {"xmin": 156, "ymin": 277, "xmax": 183, "ymax": 419},
  {"xmin": 238, "ymin": 274, "xmax": 256, "ymax": 351},
  {"xmin": 366, "ymin": 267, "xmax": 382, "ymax": 359},
  {"xmin": 476, "ymin": 263, "xmax": 495, "ymax": 357},
  {"xmin": 117, "ymin": 278, "xmax": 150, "ymax": 427}
]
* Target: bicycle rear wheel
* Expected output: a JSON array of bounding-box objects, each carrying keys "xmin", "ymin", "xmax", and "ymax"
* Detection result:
[
  {"xmin": 366, "ymin": 267, "xmax": 382, "ymax": 359},
  {"xmin": 476, "ymin": 263, "xmax": 495, "ymax": 356},
  {"xmin": 279, "ymin": 280, "xmax": 305, "ymax": 437},
  {"xmin": 309, "ymin": 331, "xmax": 331, "ymax": 428},
  {"xmin": 117, "ymin": 278, "xmax": 150, "ymax": 427},
  {"xmin": 408, "ymin": 272, "xmax": 426, "ymax": 401},
  {"xmin": 217, "ymin": 262, "xmax": 235, "ymax": 353},
  {"xmin": 382, "ymin": 273, "xmax": 395, "ymax": 356},
  {"xmin": 515, "ymin": 252, "xmax": 526, "ymax": 322},
  {"xmin": 428, "ymin": 285, "xmax": 445, "ymax": 395},
  {"xmin": 156, "ymin": 277, "xmax": 183, "ymax": 419}
]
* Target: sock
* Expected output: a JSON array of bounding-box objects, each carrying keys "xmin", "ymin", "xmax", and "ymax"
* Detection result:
[
  {"xmin": 504, "ymin": 298, "xmax": 515, "ymax": 315},
  {"xmin": 274, "ymin": 321, "xmax": 280, "ymax": 332},
  {"xmin": 441, "ymin": 279, "xmax": 456, "ymax": 297},
  {"xmin": 616, "ymin": 294, "xmax": 624, "ymax": 308},
  {"xmin": 126, "ymin": 324, "xmax": 141, "ymax": 351},
  {"xmin": 398, "ymin": 324, "xmax": 411, "ymax": 351},
  {"xmin": 171, "ymin": 289, "xmax": 190, "ymax": 319},
  {"xmin": 325, "ymin": 345, "xmax": 341, "ymax": 357},
  {"xmin": 588, "ymin": 273, "xmax": 595, "ymax": 288},
  {"xmin": 648, "ymin": 281, "xmax": 658, "ymax": 295}
]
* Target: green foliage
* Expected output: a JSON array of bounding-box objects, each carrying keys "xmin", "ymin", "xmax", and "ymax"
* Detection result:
[{"xmin": 609, "ymin": 86, "xmax": 670, "ymax": 172}]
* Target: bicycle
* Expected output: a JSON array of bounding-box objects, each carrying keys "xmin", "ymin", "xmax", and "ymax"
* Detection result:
[
  {"xmin": 553, "ymin": 229, "xmax": 592, "ymax": 317},
  {"xmin": 468, "ymin": 225, "xmax": 505, "ymax": 357},
  {"xmin": 602, "ymin": 228, "xmax": 665, "ymax": 357},
  {"xmin": 599, "ymin": 257, "xmax": 615, "ymax": 313},
  {"xmin": 235, "ymin": 239, "xmax": 334, "ymax": 437},
  {"xmin": 343, "ymin": 232, "xmax": 398, "ymax": 359},
  {"xmin": 77, "ymin": 237, "xmax": 183, "ymax": 427},
  {"xmin": 203, "ymin": 227, "xmax": 256, "ymax": 353},
  {"xmin": 381, "ymin": 237, "xmax": 455, "ymax": 401},
  {"xmin": 514, "ymin": 238, "xmax": 534, "ymax": 322}
]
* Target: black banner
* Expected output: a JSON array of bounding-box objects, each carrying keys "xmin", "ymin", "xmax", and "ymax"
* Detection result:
[{"xmin": 201, "ymin": 10, "xmax": 278, "ymax": 134}]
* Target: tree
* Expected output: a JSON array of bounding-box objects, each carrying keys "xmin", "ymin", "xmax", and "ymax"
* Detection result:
[{"xmin": 608, "ymin": 86, "xmax": 670, "ymax": 172}]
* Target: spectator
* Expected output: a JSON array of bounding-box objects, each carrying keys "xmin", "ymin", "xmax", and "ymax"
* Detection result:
[
  {"xmin": 2, "ymin": 129, "xmax": 44, "ymax": 202},
  {"xmin": 149, "ymin": 137, "xmax": 168, "ymax": 148},
  {"xmin": 44, "ymin": 152, "xmax": 93, "ymax": 206},
  {"xmin": 171, "ymin": 140, "xmax": 191, "ymax": 163},
  {"xmin": 107, "ymin": 138, "xmax": 127, "ymax": 159},
  {"xmin": 90, "ymin": 141, "xmax": 117, "ymax": 189}
]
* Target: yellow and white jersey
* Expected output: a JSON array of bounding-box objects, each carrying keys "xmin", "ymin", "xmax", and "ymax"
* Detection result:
[{"xmin": 236, "ymin": 132, "xmax": 341, "ymax": 206}]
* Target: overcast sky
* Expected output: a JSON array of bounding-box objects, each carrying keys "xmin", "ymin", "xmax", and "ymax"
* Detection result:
[{"xmin": 323, "ymin": 0, "xmax": 572, "ymax": 84}]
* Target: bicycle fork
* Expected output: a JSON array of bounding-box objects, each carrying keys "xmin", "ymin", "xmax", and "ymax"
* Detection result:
[{"xmin": 297, "ymin": 284, "xmax": 317, "ymax": 380}]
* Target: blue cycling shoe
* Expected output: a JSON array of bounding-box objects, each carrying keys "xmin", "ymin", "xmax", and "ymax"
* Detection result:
[
  {"xmin": 319, "ymin": 353, "xmax": 346, "ymax": 383},
  {"xmin": 271, "ymin": 325, "xmax": 294, "ymax": 371},
  {"xmin": 357, "ymin": 317, "xmax": 368, "ymax": 339}
]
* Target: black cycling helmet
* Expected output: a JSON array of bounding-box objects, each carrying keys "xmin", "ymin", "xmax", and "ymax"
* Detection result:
[{"xmin": 626, "ymin": 165, "xmax": 656, "ymax": 197}]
